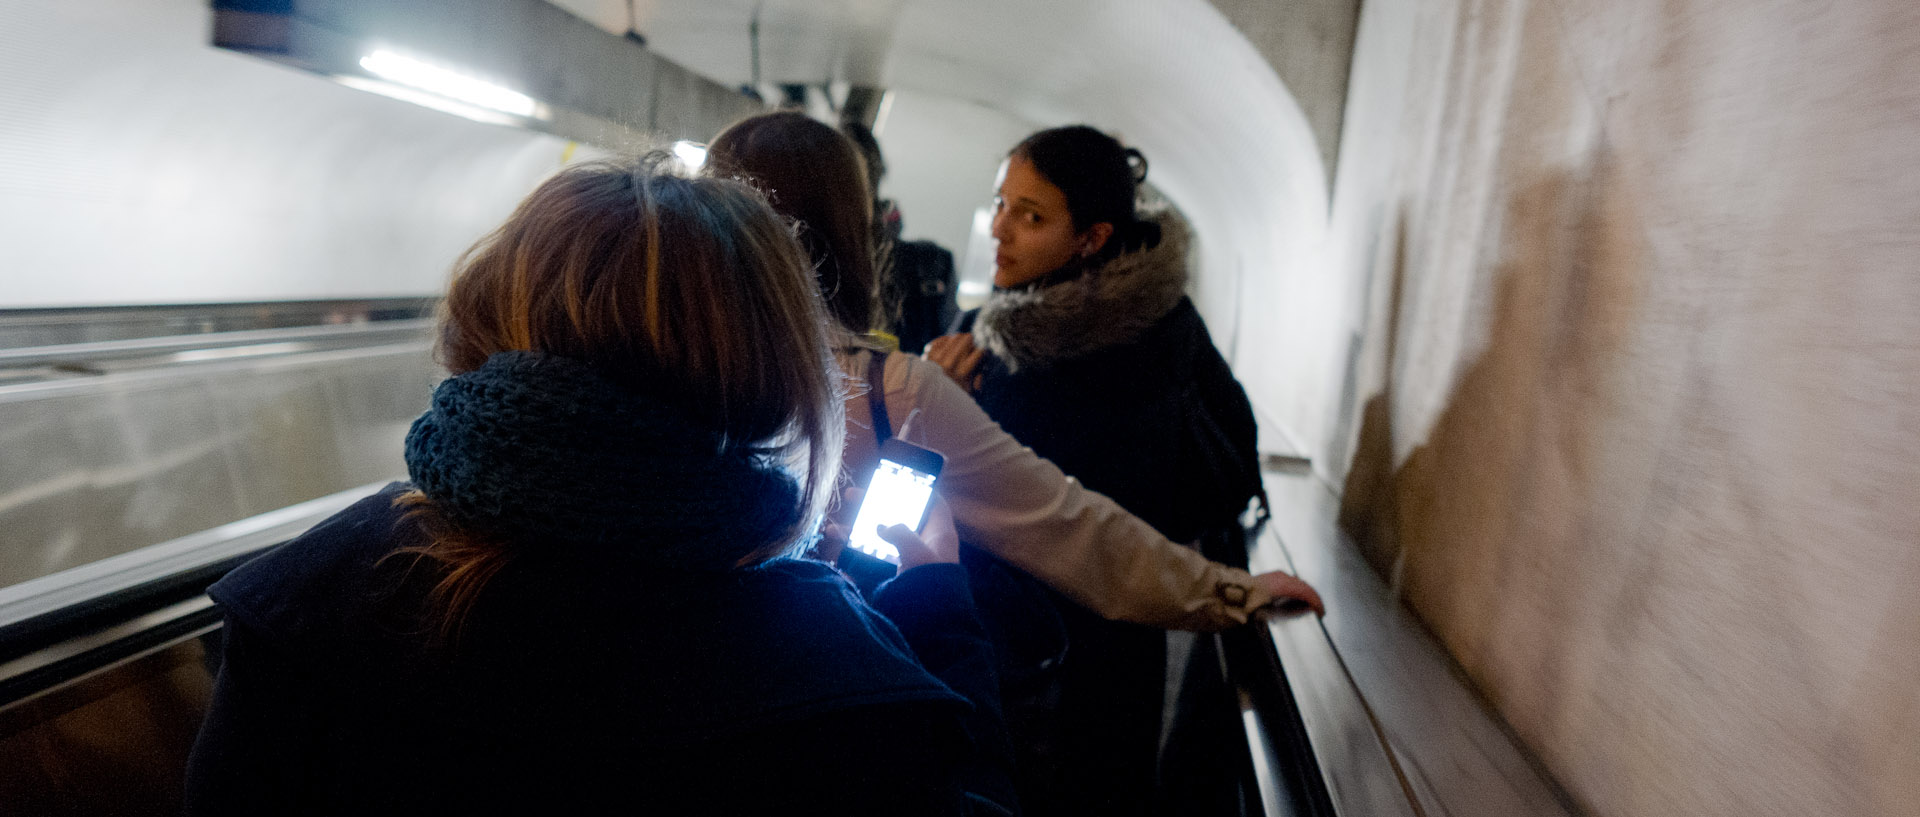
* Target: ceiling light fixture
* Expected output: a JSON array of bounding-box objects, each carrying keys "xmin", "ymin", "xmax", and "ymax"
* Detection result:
[
  {"xmin": 357, "ymin": 49, "xmax": 544, "ymax": 120},
  {"xmin": 672, "ymin": 140, "xmax": 708, "ymax": 171},
  {"xmin": 333, "ymin": 76, "xmax": 522, "ymax": 126}
]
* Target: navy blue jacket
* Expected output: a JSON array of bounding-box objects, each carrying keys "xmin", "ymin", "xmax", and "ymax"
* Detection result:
[{"xmin": 185, "ymin": 484, "xmax": 1014, "ymax": 815}]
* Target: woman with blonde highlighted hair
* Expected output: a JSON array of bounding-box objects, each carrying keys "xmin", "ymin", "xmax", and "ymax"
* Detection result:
[{"xmin": 185, "ymin": 157, "xmax": 1015, "ymax": 816}]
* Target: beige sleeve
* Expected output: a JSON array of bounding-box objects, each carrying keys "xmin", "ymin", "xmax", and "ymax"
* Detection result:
[{"xmin": 885, "ymin": 354, "xmax": 1270, "ymax": 632}]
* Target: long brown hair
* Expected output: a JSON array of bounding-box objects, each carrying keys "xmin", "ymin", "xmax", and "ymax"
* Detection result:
[
  {"xmin": 706, "ymin": 112, "xmax": 879, "ymax": 334},
  {"xmin": 403, "ymin": 155, "xmax": 845, "ymax": 635}
]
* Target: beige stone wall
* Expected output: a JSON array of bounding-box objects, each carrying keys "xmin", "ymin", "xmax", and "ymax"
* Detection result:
[{"xmin": 1326, "ymin": 1, "xmax": 1920, "ymax": 815}]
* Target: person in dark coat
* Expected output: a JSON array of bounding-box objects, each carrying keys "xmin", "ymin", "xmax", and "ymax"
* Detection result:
[
  {"xmin": 714, "ymin": 115, "xmax": 1322, "ymax": 815},
  {"xmin": 184, "ymin": 158, "xmax": 1017, "ymax": 816},
  {"xmin": 927, "ymin": 126, "xmax": 1321, "ymax": 817},
  {"xmin": 842, "ymin": 121, "xmax": 959, "ymax": 354},
  {"xmin": 889, "ymin": 229, "xmax": 960, "ymax": 355}
]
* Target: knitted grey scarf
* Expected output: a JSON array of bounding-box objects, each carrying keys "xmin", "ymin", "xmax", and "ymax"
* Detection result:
[{"xmin": 403, "ymin": 351, "xmax": 803, "ymax": 572}]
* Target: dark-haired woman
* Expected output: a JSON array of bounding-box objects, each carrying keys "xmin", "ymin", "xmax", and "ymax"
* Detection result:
[
  {"xmin": 184, "ymin": 158, "xmax": 1014, "ymax": 816},
  {"xmin": 712, "ymin": 114, "xmax": 1318, "ymax": 816},
  {"xmin": 928, "ymin": 126, "xmax": 1309, "ymax": 816},
  {"xmin": 707, "ymin": 112, "xmax": 1318, "ymax": 621}
]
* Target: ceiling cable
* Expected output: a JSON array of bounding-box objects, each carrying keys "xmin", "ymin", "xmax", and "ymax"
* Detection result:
[
  {"xmin": 750, "ymin": 0, "xmax": 764, "ymax": 90},
  {"xmin": 623, "ymin": 0, "xmax": 645, "ymax": 46}
]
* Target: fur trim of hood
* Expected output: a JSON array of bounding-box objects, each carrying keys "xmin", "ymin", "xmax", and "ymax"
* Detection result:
[{"xmin": 973, "ymin": 206, "xmax": 1190, "ymax": 371}]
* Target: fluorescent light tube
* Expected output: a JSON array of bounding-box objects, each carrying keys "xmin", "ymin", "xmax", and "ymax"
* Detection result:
[
  {"xmin": 672, "ymin": 140, "xmax": 708, "ymax": 170},
  {"xmin": 358, "ymin": 50, "xmax": 541, "ymax": 120}
]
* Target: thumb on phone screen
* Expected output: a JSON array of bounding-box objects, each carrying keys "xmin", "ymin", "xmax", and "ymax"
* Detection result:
[{"xmin": 878, "ymin": 497, "xmax": 959, "ymax": 572}]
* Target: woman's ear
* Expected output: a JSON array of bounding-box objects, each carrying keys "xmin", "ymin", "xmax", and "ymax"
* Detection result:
[{"xmin": 1081, "ymin": 222, "xmax": 1115, "ymax": 257}]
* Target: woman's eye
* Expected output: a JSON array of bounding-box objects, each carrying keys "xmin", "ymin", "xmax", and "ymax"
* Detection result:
[{"xmin": 1024, "ymin": 212, "xmax": 1041, "ymax": 225}]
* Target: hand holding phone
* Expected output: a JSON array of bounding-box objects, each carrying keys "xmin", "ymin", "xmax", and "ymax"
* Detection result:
[
  {"xmin": 847, "ymin": 439, "xmax": 946, "ymax": 565},
  {"xmin": 876, "ymin": 497, "xmax": 959, "ymax": 571}
]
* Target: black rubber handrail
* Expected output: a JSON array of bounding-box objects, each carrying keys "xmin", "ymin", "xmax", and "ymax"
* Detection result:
[
  {"xmin": 1223, "ymin": 508, "xmax": 1427, "ymax": 817},
  {"xmin": 1222, "ymin": 619, "xmax": 1342, "ymax": 817}
]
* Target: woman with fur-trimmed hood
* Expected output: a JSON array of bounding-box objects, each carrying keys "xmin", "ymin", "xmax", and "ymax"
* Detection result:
[{"xmin": 930, "ymin": 126, "xmax": 1321, "ymax": 817}]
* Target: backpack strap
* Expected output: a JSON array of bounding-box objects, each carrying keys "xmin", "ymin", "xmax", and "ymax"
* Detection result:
[
  {"xmin": 867, "ymin": 349, "xmax": 893, "ymax": 445},
  {"xmin": 837, "ymin": 349, "xmax": 900, "ymax": 599}
]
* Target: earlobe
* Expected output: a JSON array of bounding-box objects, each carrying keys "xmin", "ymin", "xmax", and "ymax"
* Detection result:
[{"xmin": 1082, "ymin": 222, "xmax": 1115, "ymax": 258}]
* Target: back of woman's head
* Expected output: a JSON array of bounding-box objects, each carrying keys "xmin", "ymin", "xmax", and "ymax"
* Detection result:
[
  {"xmin": 840, "ymin": 121, "xmax": 886, "ymax": 197},
  {"xmin": 706, "ymin": 111, "xmax": 878, "ymax": 333},
  {"xmin": 416, "ymin": 157, "xmax": 844, "ymax": 624},
  {"xmin": 1011, "ymin": 125, "xmax": 1157, "ymax": 259}
]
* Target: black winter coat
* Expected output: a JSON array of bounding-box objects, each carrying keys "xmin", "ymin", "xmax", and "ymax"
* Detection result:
[
  {"xmin": 185, "ymin": 484, "xmax": 1015, "ymax": 816},
  {"xmin": 890, "ymin": 238, "xmax": 960, "ymax": 355},
  {"xmin": 957, "ymin": 296, "xmax": 1258, "ymax": 546},
  {"xmin": 953, "ymin": 207, "xmax": 1261, "ymax": 817}
]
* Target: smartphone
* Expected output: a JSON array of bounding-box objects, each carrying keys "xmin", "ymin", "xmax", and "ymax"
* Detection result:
[{"xmin": 847, "ymin": 439, "xmax": 945, "ymax": 565}]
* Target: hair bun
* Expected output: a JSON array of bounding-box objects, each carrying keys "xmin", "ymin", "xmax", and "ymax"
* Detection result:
[
  {"xmin": 1123, "ymin": 147, "xmax": 1149, "ymax": 184},
  {"xmin": 1128, "ymin": 217, "xmax": 1162, "ymax": 252}
]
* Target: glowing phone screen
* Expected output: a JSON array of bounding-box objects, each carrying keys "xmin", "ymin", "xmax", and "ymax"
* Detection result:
[{"xmin": 847, "ymin": 459, "xmax": 937, "ymax": 564}]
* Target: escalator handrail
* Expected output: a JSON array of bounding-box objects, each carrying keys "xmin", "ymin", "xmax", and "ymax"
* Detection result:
[
  {"xmin": 0, "ymin": 482, "xmax": 390, "ymax": 648},
  {"xmin": 1247, "ymin": 610, "xmax": 1426, "ymax": 817},
  {"xmin": 1231, "ymin": 474, "xmax": 1586, "ymax": 817},
  {"xmin": 0, "ymin": 317, "xmax": 435, "ymax": 370},
  {"xmin": 1226, "ymin": 525, "xmax": 1427, "ymax": 817}
]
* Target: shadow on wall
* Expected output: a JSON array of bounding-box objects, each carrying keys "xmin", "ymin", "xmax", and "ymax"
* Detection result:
[
  {"xmin": 1336, "ymin": 209, "xmax": 1408, "ymax": 583},
  {"xmin": 1335, "ymin": 132, "xmax": 1920, "ymax": 817},
  {"xmin": 1326, "ymin": 0, "xmax": 1920, "ymax": 814},
  {"xmin": 1336, "ymin": 153, "xmax": 1644, "ymax": 804},
  {"xmin": 1342, "ymin": 151, "xmax": 1644, "ymax": 622}
]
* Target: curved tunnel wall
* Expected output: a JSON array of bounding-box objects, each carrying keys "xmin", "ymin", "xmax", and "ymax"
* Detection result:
[
  {"xmin": 0, "ymin": 0, "xmax": 578, "ymax": 308},
  {"xmin": 5, "ymin": 0, "xmax": 1353, "ymax": 469},
  {"xmin": 627, "ymin": 0, "xmax": 1343, "ymax": 456},
  {"xmin": 20, "ymin": 3, "xmax": 1914, "ymax": 813},
  {"xmin": 871, "ymin": 0, "xmax": 1341, "ymax": 457},
  {"xmin": 1329, "ymin": 2, "xmax": 1920, "ymax": 816}
]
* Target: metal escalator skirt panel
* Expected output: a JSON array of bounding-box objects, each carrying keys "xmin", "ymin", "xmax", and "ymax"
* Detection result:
[
  {"xmin": 0, "ymin": 331, "xmax": 435, "ymax": 592},
  {"xmin": 0, "ymin": 485, "xmax": 391, "ymax": 814},
  {"xmin": 0, "ymin": 614, "xmax": 223, "ymax": 817},
  {"xmin": 0, "ymin": 482, "xmax": 387, "ymax": 632},
  {"xmin": 0, "ymin": 318, "xmax": 436, "ymax": 372}
]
